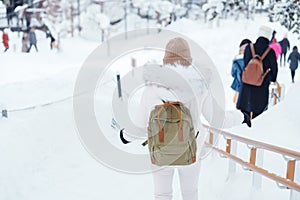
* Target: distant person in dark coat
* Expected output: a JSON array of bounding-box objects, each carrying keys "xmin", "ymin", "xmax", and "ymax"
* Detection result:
[
  {"xmin": 287, "ymin": 46, "xmax": 300, "ymax": 83},
  {"xmin": 230, "ymin": 38, "xmax": 252, "ymax": 104},
  {"xmin": 237, "ymin": 25, "xmax": 278, "ymax": 119},
  {"xmin": 279, "ymin": 34, "xmax": 290, "ymax": 67},
  {"xmin": 270, "ymin": 30, "xmax": 276, "ymax": 43},
  {"xmin": 28, "ymin": 28, "xmax": 38, "ymax": 52}
]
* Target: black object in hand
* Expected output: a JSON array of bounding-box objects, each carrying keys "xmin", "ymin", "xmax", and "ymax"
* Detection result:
[
  {"xmin": 242, "ymin": 112, "xmax": 252, "ymax": 128},
  {"xmin": 120, "ymin": 129, "xmax": 131, "ymax": 144}
]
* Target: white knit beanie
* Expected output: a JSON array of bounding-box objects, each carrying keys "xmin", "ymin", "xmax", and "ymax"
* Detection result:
[{"xmin": 258, "ymin": 25, "xmax": 272, "ymax": 40}]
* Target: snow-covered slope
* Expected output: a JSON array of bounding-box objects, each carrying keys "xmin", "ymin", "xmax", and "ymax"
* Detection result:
[
  {"xmin": 0, "ymin": 12, "xmax": 299, "ymax": 200},
  {"xmin": 229, "ymin": 82, "xmax": 300, "ymax": 152}
]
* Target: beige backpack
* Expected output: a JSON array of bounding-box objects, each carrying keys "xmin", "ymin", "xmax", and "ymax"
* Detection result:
[
  {"xmin": 146, "ymin": 102, "xmax": 197, "ymax": 166},
  {"xmin": 242, "ymin": 43, "xmax": 271, "ymax": 86}
]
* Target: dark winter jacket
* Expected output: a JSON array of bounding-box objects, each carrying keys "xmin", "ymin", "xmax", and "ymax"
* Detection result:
[
  {"xmin": 230, "ymin": 55, "xmax": 244, "ymax": 92},
  {"xmin": 279, "ymin": 38, "xmax": 290, "ymax": 54},
  {"xmin": 288, "ymin": 50, "xmax": 300, "ymax": 71},
  {"xmin": 28, "ymin": 31, "xmax": 37, "ymax": 45},
  {"xmin": 237, "ymin": 37, "xmax": 278, "ymax": 116}
]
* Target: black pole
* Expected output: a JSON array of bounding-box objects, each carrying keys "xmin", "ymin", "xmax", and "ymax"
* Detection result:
[
  {"xmin": 2, "ymin": 110, "xmax": 8, "ymax": 118},
  {"xmin": 117, "ymin": 74, "xmax": 122, "ymax": 98}
]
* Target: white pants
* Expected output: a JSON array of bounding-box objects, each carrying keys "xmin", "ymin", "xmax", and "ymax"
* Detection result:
[{"xmin": 152, "ymin": 161, "xmax": 201, "ymax": 200}]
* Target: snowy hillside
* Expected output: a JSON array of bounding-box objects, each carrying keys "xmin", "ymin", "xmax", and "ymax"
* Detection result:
[{"xmin": 1, "ymin": 9, "xmax": 300, "ymax": 200}]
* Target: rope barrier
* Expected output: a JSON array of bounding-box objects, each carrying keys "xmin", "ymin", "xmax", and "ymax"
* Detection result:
[
  {"xmin": 1, "ymin": 76, "xmax": 115, "ymax": 118},
  {"xmin": 1, "ymin": 93, "xmax": 78, "ymax": 118}
]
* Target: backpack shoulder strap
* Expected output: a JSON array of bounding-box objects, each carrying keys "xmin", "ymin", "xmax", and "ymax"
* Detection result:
[
  {"xmin": 261, "ymin": 47, "xmax": 271, "ymax": 60},
  {"xmin": 250, "ymin": 43, "xmax": 255, "ymax": 58}
]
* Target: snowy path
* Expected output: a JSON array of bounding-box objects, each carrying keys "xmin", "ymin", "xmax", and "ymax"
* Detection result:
[{"xmin": 0, "ymin": 13, "xmax": 299, "ymax": 200}]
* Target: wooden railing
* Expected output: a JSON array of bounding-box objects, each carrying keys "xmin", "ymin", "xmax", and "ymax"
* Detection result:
[{"xmin": 203, "ymin": 124, "xmax": 300, "ymax": 194}]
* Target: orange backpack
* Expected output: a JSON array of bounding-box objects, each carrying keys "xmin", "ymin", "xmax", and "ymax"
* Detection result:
[{"xmin": 242, "ymin": 43, "xmax": 271, "ymax": 86}]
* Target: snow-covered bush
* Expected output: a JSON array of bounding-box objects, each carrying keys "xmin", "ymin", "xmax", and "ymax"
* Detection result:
[
  {"xmin": 0, "ymin": 1, "xmax": 7, "ymax": 27},
  {"xmin": 80, "ymin": 4, "xmax": 110, "ymax": 41},
  {"xmin": 269, "ymin": 1, "xmax": 300, "ymax": 39}
]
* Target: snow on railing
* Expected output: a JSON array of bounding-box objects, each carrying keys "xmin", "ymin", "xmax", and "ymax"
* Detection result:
[{"xmin": 204, "ymin": 124, "xmax": 300, "ymax": 200}]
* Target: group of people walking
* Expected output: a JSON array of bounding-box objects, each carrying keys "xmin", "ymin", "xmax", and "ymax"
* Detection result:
[
  {"xmin": 137, "ymin": 25, "xmax": 299, "ymax": 200},
  {"xmin": 231, "ymin": 25, "xmax": 300, "ymax": 120},
  {"xmin": 268, "ymin": 30, "xmax": 300, "ymax": 83},
  {"xmin": 1, "ymin": 27, "xmax": 38, "ymax": 53},
  {"xmin": 2, "ymin": 27, "xmax": 56, "ymax": 53},
  {"xmin": 21, "ymin": 28, "xmax": 38, "ymax": 53}
]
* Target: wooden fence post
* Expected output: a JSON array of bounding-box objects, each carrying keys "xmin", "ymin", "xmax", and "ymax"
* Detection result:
[
  {"xmin": 208, "ymin": 132, "xmax": 218, "ymax": 158},
  {"xmin": 209, "ymin": 132, "xmax": 214, "ymax": 145},
  {"xmin": 287, "ymin": 160, "xmax": 296, "ymax": 182},
  {"xmin": 252, "ymin": 148, "xmax": 264, "ymax": 189},
  {"xmin": 290, "ymin": 160, "xmax": 300, "ymax": 200},
  {"xmin": 228, "ymin": 140, "xmax": 237, "ymax": 175},
  {"xmin": 226, "ymin": 139, "xmax": 231, "ymax": 154},
  {"xmin": 250, "ymin": 148, "xmax": 257, "ymax": 165}
]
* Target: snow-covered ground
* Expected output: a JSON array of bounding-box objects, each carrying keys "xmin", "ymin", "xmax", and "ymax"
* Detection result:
[{"xmin": 0, "ymin": 11, "xmax": 299, "ymax": 200}]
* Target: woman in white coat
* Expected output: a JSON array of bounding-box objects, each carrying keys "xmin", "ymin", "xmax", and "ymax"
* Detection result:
[{"xmin": 136, "ymin": 37, "xmax": 250, "ymax": 200}]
